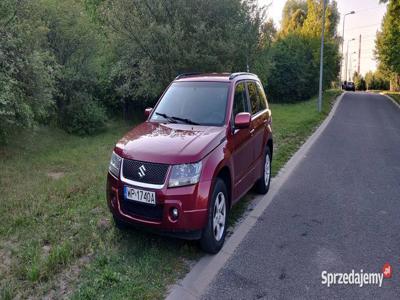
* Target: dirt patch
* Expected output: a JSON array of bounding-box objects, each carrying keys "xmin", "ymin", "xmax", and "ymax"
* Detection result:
[
  {"xmin": 0, "ymin": 240, "xmax": 18, "ymax": 277},
  {"xmin": 43, "ymin": 254, "xmax": 92, "ymax": 300},
  {"xmin": 42, "ymin": 245, "xmax": 52, "ymax": 258},
  {"xmin": 0, "ymin": 248, "xmax": 12, "ymax": 276},
  {"xmin": 97, "ymin": 217, "xmax": 112, "ymax": 231},
  {"xmin": 47, "ymin": 172, "xmax": 65, "ymax": 180}
]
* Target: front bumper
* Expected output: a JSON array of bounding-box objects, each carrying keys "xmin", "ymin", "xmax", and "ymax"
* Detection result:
[{"xmin": 107, "ymin": 173, "xmax": 210, "ymax": 234}]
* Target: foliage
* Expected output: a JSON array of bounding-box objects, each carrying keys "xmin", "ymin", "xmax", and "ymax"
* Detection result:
[
  {"xmin": 280, "ymin": 0, "xmax": 308, "ymax": 36},
  {"xmin": 255, "ymin": 0, "xmax": 340, "ymax": 102},
  {"xmin": 40, "ymin": 0, "xmax": 109, "ymax": 133},
  {"xmin": 365, "ymin": 70, "xmax": 390, "ymax": 90},
  {"xmin": 375, "ymin": 0, "xmax": 400, "ymax": 91},
  {"xmin": 63, "ymin": 94, "xmax": 107, "ymax": 135},
  {"xmin": 0, "ymin": 0, "xmax": 57, "ymax": 142},
  {"xmin": 300, "ymin": 0, "xmax": 339, "ymax": 38},
  {"xmin": 352, "ymin": 72, "xmax": 366, "ymax": 91},
  {"xmin": 257, "ymin": 33, "xmax": 339, "ymax": 102},
  {"xmin": 102, "ymin": 0, "xmax": 264, "ymax": 102},
  {"xmin": 375, "ymin": 0, "xmax": 400, "ymax": 75}
]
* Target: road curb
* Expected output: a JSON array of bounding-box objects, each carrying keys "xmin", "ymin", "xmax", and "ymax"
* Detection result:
[
  {"xmin": 166, "ymin": 92, "xmax": 345, "ymax": 300},
  {"xmin": 380, "ymin": 93, "xmax": 400, "ymax": 110}
]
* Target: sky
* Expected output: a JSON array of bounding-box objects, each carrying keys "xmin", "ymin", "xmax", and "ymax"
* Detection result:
[{"xmin": 258, "ymin": 0, "xmax": 388, "ymax": 77}]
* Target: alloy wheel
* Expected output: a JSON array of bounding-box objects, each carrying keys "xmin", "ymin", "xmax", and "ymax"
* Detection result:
[{"xmin": 213, "ymin": 192, "xmax": 226, "ymax": 241}]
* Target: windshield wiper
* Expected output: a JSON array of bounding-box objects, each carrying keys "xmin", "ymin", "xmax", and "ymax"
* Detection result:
[
  {"xmin": 155, "ymin": 112, "xmax": 199, "ymax": 125},
  {"xmin": 155, "ymin": 112, "xmax": 178, "ymax": 123},
  {"xmin": 171, "ymin": 116, "xmax": 199, "ymax": 125}
]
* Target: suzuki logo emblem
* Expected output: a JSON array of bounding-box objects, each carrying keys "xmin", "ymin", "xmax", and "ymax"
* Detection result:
[{"xmin": 138, "ymin": 165, "xmax": 146, "ymax": 178}]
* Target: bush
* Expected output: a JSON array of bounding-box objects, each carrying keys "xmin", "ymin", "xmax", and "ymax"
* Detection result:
[
  {"xmin": 256, "ymin": 33, "xmax": 339, "ymax": 102},
  {"xmin": 365, "ymin": 70, "xmax": 390, "ymax": 90},
  {"xmin": 63, "ymin": 94, "xmax": 107, "ymax": 135},
  {"xmin": 353, "ymin": 72, "xmax": 366, "ymax": 91}
]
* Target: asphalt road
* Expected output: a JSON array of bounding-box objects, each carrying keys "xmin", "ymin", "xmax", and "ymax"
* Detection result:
[{"xmin": 203, "ymin": 92, "xmax": 400, "ymax": 299}]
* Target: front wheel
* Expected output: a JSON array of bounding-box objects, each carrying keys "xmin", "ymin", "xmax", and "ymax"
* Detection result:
[
  {"xmin": 255, "ymin": 147, "xmax": 272, "ymax": 194},
  {"xmin": 200, "ymin": 178, "xmax": 228, "ymax": 254}
]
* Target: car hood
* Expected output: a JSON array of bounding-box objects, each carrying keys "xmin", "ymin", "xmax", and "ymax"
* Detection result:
[{"xmin": 115, "ymin": 122, "xmax": 227, "ymax": 164}]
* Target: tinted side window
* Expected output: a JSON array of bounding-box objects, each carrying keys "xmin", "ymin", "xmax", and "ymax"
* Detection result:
[
  {"xmin": 256, "ymin": 82, "xmax": 267, "ymax": 110},
  {"xmin": 247, "ymin": 81, "xmax": 259, "ymax": 114},
  {"xmin": 233, "ymin": 82, "xmax": 248, "ymax": 116}
]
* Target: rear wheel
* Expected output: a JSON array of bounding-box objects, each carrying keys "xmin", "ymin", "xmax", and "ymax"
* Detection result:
[
  {"xmin": 200, "ymin": 178, "xmax": 228, "ymax": 254},
  {"xmin": 255, "ymin": 146, "xmax": 272, "ymax": 194}
]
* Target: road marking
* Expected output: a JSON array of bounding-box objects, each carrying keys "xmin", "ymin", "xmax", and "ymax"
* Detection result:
[{"xmin": 166, "ymin": 93, "xmax": 345, "ymax": 300}]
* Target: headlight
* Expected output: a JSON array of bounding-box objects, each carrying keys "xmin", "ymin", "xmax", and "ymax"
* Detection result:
[
  {"xmin": 109, "ymin": 151, "xmax": 122, "ymax": 177},
  {"xmin": 168, "ymin": 162, "xmax": 202, "ymax": 187}
]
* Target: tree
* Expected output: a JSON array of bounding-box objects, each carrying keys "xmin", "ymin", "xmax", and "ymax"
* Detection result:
[
  {"xmin": 280, "ymin": 0, "xmax": 308, "ymax": 36},
  {"xmin": 0, "ymin": 0, "xmax": 57, "ymax": 142},
  {"xmin": 352, "ymin": 72, "xmax": 366, "ymax": 91},
  {"xmin": 375, "ymin": 0, "xmax": 400, "ymax": 91},
  {"xmin": 102, "ymin": 0, "xmax": 264, "ymax": 102},
  {"xmin": 40, "ymin": 0, "xmax": 108, "ymax": 134},
  {"xmin": 256, "ymin": 0, "xmax": 340, "ymax": 102},
  {"xmin": 301, "ymin": 0, "xmax": 339, "ymax": 38},
  {"xmin": 365, "ymin": 70, "xmax": 390, "ymax": 90}
]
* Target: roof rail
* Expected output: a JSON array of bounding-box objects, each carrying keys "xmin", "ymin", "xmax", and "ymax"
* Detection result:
[
  {"xmin": 229, "ymin": 72, "xmax": 257, "ymax": 80},
  {"xmin": 175, "ymin": 72, "xmax": 202, "ymax": 80}
]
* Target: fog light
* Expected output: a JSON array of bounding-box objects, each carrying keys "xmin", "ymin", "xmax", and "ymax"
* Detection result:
[{"xmin": 170, "ymin": 208, "xmax": 179, "ymax": 220}]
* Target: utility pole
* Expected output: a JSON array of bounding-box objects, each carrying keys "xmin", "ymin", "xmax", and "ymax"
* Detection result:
[
  {"xmin": 348, "ymin": 51, "xmax": 356, "ymax": 81},
  {"xmin": 318, "ymin": 0, "xmax": 327, "ymax": 113},
  {"xmin": 340, "ymin": 11, "xmax": 355, "ymax": 81},
  {"xmin": 345, "ymin": 38, "xmax": 355, "ymax": 81},
  {"xmin": 357, "ymin": 34, "xmax": 361, "ymax": 74}
]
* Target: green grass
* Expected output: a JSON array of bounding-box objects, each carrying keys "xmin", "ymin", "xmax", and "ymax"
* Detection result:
[
  {"xmin": 270, "ymin": 89, "xmax": 341, "ymax": 175},
  {"xmin": 0, "ymin": 89, "xmax": 341, "ymax": 299}
]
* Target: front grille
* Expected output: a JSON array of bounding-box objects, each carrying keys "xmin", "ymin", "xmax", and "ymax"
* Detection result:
[
  {"xmin": 122, "ymin": 159, "xmax": 169, "ymax": 185},
  {"xmin": 120, "ymin": 198, "xmax": 163, "ymax": 221}
]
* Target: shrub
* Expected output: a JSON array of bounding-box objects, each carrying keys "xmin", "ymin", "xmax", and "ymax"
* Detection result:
[
  {"xmin": 63, "ymin": 93, "xmax": 107, "ymax": 135},
  {"xmin": 256, "ymin": 33, "xmax": 339, "ymax": 103}
]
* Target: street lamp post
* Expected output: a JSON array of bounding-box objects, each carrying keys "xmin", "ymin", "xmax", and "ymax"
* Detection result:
[
  {"xmin": 345, "ymin": 38, "xmax": 355, "ymax": 82},
  {"xmin": 341, "ymin": 11, "xmax": 355, "ymax": 81}
]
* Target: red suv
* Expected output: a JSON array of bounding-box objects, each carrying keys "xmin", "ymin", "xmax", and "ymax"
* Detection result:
[{"xmin": 107, "ymin": 72, "xmax": 273, "ymax": 253}]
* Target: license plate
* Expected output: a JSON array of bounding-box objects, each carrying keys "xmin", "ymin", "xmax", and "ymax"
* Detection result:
[{"xmin": 124, "ymin": 186, "xmax": 156, "ymax": 205}]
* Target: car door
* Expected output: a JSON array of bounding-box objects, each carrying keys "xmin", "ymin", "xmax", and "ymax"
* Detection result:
[
  {"xmin": 231, "ymin": 81, "xmax": 254, "ymax": 200},
  {"xmin": 247, "ymin": 81, "xmax": 269, "ymax": 170}
]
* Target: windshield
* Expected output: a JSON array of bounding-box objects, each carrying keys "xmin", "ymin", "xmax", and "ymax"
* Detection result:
[{"xmin": 150, "ymin": 82, "xmax": 229, "ymax": 126}]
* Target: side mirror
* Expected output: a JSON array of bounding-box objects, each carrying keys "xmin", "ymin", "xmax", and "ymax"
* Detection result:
[
  {"xmin": 234, "ymin": 112, "xmax": 251, "ymax": 129},
  {"xmin": 144, "ymin": 107, "xmax": 153, "ymax": 118}
]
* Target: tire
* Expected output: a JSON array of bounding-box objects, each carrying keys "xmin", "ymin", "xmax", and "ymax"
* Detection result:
[
  {"xmin": 113, "ymin": 215, "xmax": 128, "ymax": 230},
  {"xmin": 255, "ymin": 146, "xmax": 272, "ymax": 194},
  {"xmin": 200, "ymin": 178, "xmax": 228, "ymax": 254}
]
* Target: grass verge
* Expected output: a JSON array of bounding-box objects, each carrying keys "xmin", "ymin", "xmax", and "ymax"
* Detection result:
[
  {"xmin": 0, "ymin": 89, "xmax": 341, "ymax": 299},
  {"xmin": 382, "ymin": 91, "xmax": 400, "ymax": 105}
]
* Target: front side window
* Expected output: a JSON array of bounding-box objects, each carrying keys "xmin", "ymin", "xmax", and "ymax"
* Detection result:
[
  {"xmin": 151, "ymin": 82, "xmax": 229, "ymax": 126},
  {"xmin": 232, "ymin": 82, "xmax": 248, "ymax": 117}
]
